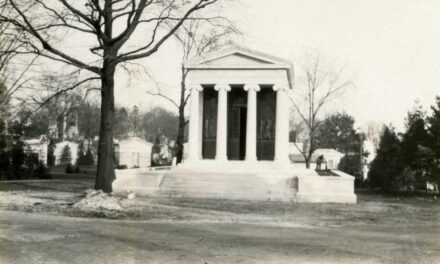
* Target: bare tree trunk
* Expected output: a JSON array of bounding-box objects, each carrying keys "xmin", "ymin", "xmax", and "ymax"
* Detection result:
[
  {"xmin": 305, "ymin": 157, "xmax": 311, "ymax": 169},
  {"xmin": 95, "ymin": 63, "xmax": 116, "ymax": 192},
  {"xmin": 175, "ymin": 65, "xmax": 187, "ymax": 164},
  {"xmin": 305, "ymin": 130, "xmax": 315, "ymax": 169}
]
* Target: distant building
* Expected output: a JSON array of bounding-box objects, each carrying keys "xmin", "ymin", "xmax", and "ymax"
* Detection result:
[
  {"xmin": 115, "ymin": 137, "xmax": 153, "ymax": 168},
  {"xmin": 289, "ymin": 143, "xmax": 345, "ymax": 169},
  {"xmin": 24, "ymin": 136, "xmax": 48, "ymax": 165}
]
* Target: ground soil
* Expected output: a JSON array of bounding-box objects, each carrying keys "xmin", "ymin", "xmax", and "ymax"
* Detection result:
[{"xmin": 0, "ymin": 179, "xmax": 439, "ymax": 264}]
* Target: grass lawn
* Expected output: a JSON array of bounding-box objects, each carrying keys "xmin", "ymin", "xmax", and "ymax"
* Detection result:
[
  {"xmin": 47, "ymin": 165, "xmax": 96, "ymax": 180},
  {"xmin": 0, "ymin": 179, "xmax": 438, "ymax": 263}
]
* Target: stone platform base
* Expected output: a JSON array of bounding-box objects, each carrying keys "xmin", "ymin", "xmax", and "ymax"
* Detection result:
[
  {"xmin": 296, "ymin": 170, "xmax": 357, "ymax": 203},
  {"xmin": 112, "ymin": 161, "xmax": 357, "ymax": 204}
]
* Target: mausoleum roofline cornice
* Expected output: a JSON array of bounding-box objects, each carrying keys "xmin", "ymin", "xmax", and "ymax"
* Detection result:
[{"xmin": 183, "ymin": 45, "xmax": 294, "ymax": 90}]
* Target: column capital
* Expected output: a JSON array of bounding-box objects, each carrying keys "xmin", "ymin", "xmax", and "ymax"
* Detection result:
[
  {"xmin": 214, "ymin": 84, "xmax": 231, "ymax": 92},
  {"xmin": 273, "ymin": 84, "xmax": 288, "ymax": 92},
  {"xmin": 244, "ymin": 84, "xmax": 261, "ymax": 92},
  {"xmin": 189, "ymin": 85, "xmax": 203, "ymax": 92}
]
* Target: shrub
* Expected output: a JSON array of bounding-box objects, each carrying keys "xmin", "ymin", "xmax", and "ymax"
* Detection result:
[
  {"xmin": 83, "ymin": 148, "xmax": 94, "ymax": 165},
  {"xmin": 76, "ymin": 143, "xmax": 86, "ymax": 166},
  {"xmin": 60, "ymin": 145, "xmax": 72, "ymax": 166},
  {"xmin": 33, "ymin": 162, "xmax": 50, "ymax": 179},
  {"xmin": 338, "ymin": 155, "xmax": 361, "ymax": 177},
  {"xmin": 65, "ymin": 163, "xmax": 74, "ymax": 173},
  {"xmin": 47, "ymin": 140, "xmax": 55, "ymax": 166}
]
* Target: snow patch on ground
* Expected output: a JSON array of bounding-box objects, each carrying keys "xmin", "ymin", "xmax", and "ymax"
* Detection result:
[
  {"xmin": 73, "ymin": 189, "xmax": 124, "ymax": 211},
  {"xmin": 0, "ymin": 191, "xmax": 46, "ymax": 207}
]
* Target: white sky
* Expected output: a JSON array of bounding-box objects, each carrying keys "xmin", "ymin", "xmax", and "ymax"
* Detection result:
[{"xmin": 52, "ymin": 0, "xmax": 440, "ymax": 132}]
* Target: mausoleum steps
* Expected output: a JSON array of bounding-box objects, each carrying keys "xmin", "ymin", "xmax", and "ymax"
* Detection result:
[{"xmin": 112, "ymin": 165, "xmax": 357, "ymax": 203}]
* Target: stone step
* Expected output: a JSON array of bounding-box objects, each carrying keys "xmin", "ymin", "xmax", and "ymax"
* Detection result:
[{"xmin": 159, "ymin": 190, "xmax": 293, "ymax": 201}]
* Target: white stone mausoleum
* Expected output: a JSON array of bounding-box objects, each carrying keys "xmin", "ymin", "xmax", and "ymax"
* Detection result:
[{"xmin": 113, "ymin": 47, "xmax": 357, "ymax": 203}]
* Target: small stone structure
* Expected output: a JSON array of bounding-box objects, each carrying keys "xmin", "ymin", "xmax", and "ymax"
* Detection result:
[
  {"xmin": 289, "ymin": 145, "xmax": 345, "ymax": 170},
  {"xmin": 115, "ymin": 137, "xmax": 152, "ymax": 168},
  {"xmin": 24, "ymin": 136, "xmax": 48, "ymax": 165}
]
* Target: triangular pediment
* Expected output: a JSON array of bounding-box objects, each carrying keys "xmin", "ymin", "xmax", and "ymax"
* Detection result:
[
  {"xmin": 184, "ymin": 46, "xmax": 295, "ymax": 90},
  {"xmin": 201, "ymin": 53, "xmax": 274, "ymax": 66},
  {"xmin": 185, "ymin": 46, "xmax": 292, "ymax": 68}
]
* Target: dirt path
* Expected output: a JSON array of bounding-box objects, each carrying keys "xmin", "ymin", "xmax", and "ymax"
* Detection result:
[
  {"xmin": 0, "ymin": 180, "xmax": 439, "ymax": 263},
  {"xmin": 0, "ymin": 209, "xmax": 438, "ymax": 264}
]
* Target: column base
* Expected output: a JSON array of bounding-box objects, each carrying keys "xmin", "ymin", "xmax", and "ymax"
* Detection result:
[
  {"xmin": 244, "ymin": 156, "xmax": 258, "ymax": 162},
  {"xmin": 215, "ymin": 156, "xmax": 228, "ymax": 162}
]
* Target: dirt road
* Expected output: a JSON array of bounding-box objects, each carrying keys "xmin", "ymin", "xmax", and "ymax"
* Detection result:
[{"xmin": 0, "ymin": 208, "xmax": 438, "ymax": 264}]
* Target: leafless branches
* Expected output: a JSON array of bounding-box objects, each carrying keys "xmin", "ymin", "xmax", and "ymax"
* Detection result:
[
  {"xmin": 290, "ymin": 53, "xmax": 353, "ymax": 167},
  {"xmin": 0, "ymin": 0, "xmax": 224, "ymax": 191},
  {"xmin": 0, "ymin": 0, "xmax": 222, "ymax": 72}
]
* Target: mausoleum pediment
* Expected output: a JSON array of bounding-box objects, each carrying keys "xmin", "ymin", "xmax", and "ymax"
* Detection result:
[
  {"xmin": 184, "ymin": 46, "xmax": 293, "ymax": 69},
  {"xmin": 184, "ymin": 46, "xmax": 294, "ymax": 90},
  {"xmin": 200, "ymin": 53, "xmax": 273, "ymax": 66}
]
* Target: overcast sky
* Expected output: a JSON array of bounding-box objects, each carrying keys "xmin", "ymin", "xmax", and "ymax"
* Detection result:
[{"xmin": 114, "ymin": 0, "xmax": 440, "ymax": 132}]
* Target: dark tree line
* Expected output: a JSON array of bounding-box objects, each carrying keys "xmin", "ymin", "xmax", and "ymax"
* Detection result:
[
  {"xmin": 114, "ymin": 105, "xmax": 179, "ymax": 143},
  {"xmin": 369, "ymin": 98, "xmax": 440, "ymax": 192},
  {"xmin": 0, "ymin": 120, "xmax": 48, "ymax": 180}
]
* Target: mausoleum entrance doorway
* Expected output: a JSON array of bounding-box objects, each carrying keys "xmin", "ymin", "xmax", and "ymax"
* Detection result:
[{"xmin": 228, "ymin": 86, "xmax": 247, "ymax": 160}]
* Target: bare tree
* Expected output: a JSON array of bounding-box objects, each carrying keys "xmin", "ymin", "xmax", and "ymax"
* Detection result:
[
  {"xmin": 146, "ymin": 18, "xmax": 238, "ymax": 163},
  {"xmin": 0, "ymin": 0, "xmax": 222, "ymax": 192},
  {"xmin": 290, "ymin": 53, "xmax": 352, "ymax": 168},
  {"xmin": 0, "ymin": 5, "xmax": 37, "ymax": 124}
]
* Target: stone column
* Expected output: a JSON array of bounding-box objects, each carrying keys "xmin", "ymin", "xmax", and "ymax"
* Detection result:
[
  {"xmin": 273, "ymin": 85, "xmax": 290, "ymax": 163},
  {"xmin": 244, "ymin": 84, "xmax": 260, "ymax": 162},
  {"xmin": 187, "ymin": 85, "xmax": 203, "ymax": 162},
  {"xmin": 214, "ymin": 84, "xmax": 231, "ymax": 161}
]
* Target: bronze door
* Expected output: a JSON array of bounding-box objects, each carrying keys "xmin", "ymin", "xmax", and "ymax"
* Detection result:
[
  {"xmin": 257, "ymin": 88, "xmax": 276, "ymax": 160},
  {"xmin": 227, "ymin": 87, "xmax": 247, "ymax": 160},
  {"xmin": 202, "ymin": 87, "xmax": 218, "ymax": 159},
  {"xmin": 227, "ymin": 107, "xmax": 247, "ymax": 160}
]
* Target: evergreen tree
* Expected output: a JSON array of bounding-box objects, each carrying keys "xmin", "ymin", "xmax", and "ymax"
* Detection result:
[
  {"xmin": 76, "ymin": 142, "xmax": 86, "ymax": 166},
  {"xmin": 0, "ymin": 119, "xmax": 10, "ymax": 180},
  {"xmin": 47, "ymin": 140, "xmax": 55, "ymax": 167},
  {"xmin": 9, "ymin": 121, "xmax": 25, "ymax": 179},
  {"xmin": 60, "ymin": 145, "xmax": 72, "ymax": 166},
  {"xmin": 427, "ymin": 96, "xmax": 440, "ymax": 191},
  {"xmin": 84, "ymin": 147, "xmax": 95, "ymax": 166},
  {"xmin": 400, "ymin": 103, "xmax": 432, "ymax": 189},
  {"xmin": 369, "ymin": 126, "xmax": 403, "ymax": 191}
]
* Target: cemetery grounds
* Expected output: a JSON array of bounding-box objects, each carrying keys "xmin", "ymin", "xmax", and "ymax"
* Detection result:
[{"xmin": 0, "ymin": 178, "xmax": 438, "ymax": 264}]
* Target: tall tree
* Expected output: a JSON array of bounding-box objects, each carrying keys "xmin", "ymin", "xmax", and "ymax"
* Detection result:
[
  {"xmin": 78, "ymin": 99, "xmax": 100, "ymax": 141},
  {"xmin": 113, "ymin": 106, "xmax": 130, "ymax": 139},
  {"xmin": 290, "ymin": 54, "xmax": 352, "ymax": 168},
  {"xmin": 369, "ymin": 125, "xmax": 403, "ymax": 191},
  {"xmin": 400, "ymin": 102, "xmax": 432, "ymax": 188},
  {"xmin": 0, "ymin": 12, "xmax": 35, "ymax": 116},
  {"xmin": 141, "ymin": 106, "xmax": 179, "ymax": 142},
  {"xmin": 129, "ymin": 105, "xmax": 140, "ymax": 137},
  {"xmin": 315, "ymin": 112, "xmax": 358, "ymax": 154},
  {"xmin": 427, "ymin": 96, "xmax": 440, "ymax": 191},
  {"xmin": 147, "ymin": 18, "xmax": 237, "ymax": 163},
  {"xmin": 1, "ymin": 0, "xmax": 221, "ymax": 192}
]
